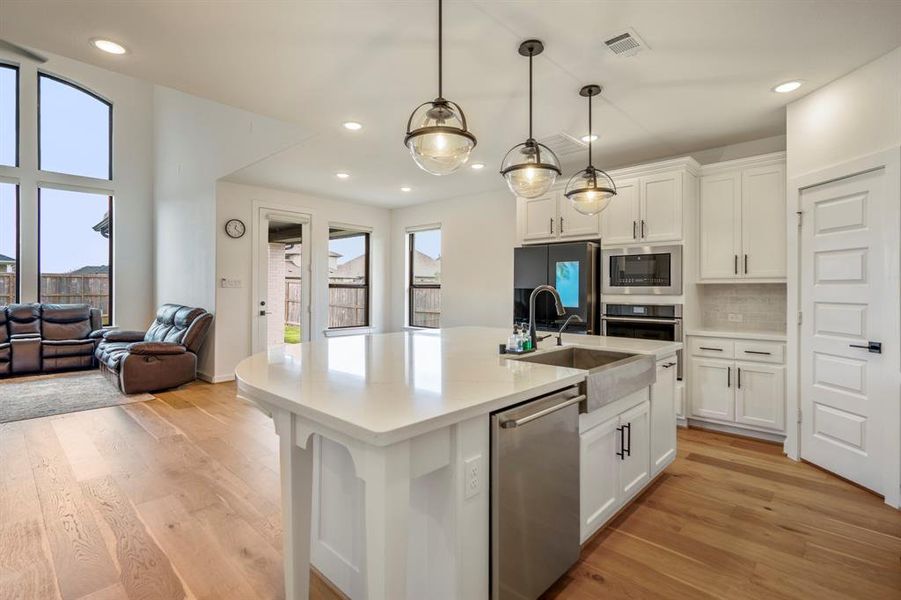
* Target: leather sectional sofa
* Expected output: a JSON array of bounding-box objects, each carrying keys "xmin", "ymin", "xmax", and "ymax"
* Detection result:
[
  {"xmin": 0, "ymin": 303, "xmax": 103, "ymax": 376},
  {"xmin": 95, "ymin": 304, "xmax": 213, "ymax": 394}
]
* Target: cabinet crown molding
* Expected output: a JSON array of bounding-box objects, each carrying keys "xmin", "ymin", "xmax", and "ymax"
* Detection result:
[{"xmin": 699, "ymin": 151, "xmax": 787, "ymax": 176}]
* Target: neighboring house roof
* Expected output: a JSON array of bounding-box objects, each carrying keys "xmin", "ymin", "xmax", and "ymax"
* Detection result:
[
  {"xmin": 0, "ymin": 253, "xmax": 14, "ymax": 264},
  {"xmin": 92, "ymin": 212, "xmax": 111, "ymax": 239},
  {"xmin": 332, "ymin": 255, "xmax": 366, "ymax": 282},
  {"xmin": 413, "ymin": 250, "xmax": 440, "ymax": 282},
  {"xmin": 67, "ymin": 265, "xmax": 109, "ymax": 276}
]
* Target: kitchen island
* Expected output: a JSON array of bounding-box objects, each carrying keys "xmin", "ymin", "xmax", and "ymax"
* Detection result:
[{"xmin": 236, "ymin": 326, "xmax": 681, "ymax": 600}]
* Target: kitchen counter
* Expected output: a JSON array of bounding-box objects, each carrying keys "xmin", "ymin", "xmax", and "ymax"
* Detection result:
[
  {"xmin": 686, "ymin": 328, "xmax": 787, "ymax": 341},
  {"xmin": 235, "ymin": 326, "xmax": 681, "ymax": 600},
  {"xmin": 235, "ymin": 326, "xmax": 682, "ymax": 447}
]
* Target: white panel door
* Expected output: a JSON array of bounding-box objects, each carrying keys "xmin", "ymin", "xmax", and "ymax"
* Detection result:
[
  {"xmin": 600, "ymin": 178, "xmax": 640, "ymax": 245},
  {"xmin": 699, "ymin": 172, "xmax": 741, "ymax": 279},
  {"xmin": 640, "ymin": 172, "xmax": 683, "ymax": 242},
  {"xmin": 650, "ymin": 358, "xmax": 677, "ymax": 476},
  {"xmin": 800, "ymin": 167, "xmax": 892, "ymax": 493},
  {"xmin": 521, "ymin": 194, "xmax": 557, "ymax": 241},
  {"xmin": 742, "ymin": 164, "xmax": 786, "ymax": 278},
  {"xmin": 579, "ymin": 416, "xmax": 621, "ymax": 542},
  {"xmin": 619, "ymin": 401, "xmax": 650, "ymax": 500},
  {"xmin": 690, "ymin": 358, "xmax": 735, "ymax": 421},
  {"xmin": 735, "ymin": 362, "xmax": 785, "ymax": 431},
  {"xmin": 559, "ymin": 192, "xmax": 601, "ymax": 239}
]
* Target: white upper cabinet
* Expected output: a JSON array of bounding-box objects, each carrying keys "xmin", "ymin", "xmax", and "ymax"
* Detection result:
[
  {"xmin": 741, "ymin": 164, "xmax": 786, "ymax": 278},
  {"xmin": 600, "ymin": 178, "xmax": 640, "ymax": 245},
  {"xmin": 520, "ymin": 193, "xmax": 558, "ymax": 241},
  {"xmin": 640, "ymin": 171, "xmax": 683, "ymax": 243},
  {"xmin": 517, "ymin": 157, "xmax": 698, "ymax": 246},
  {"xmin": 699, "ymin": 154, "xmax": 786, "ymax": 281},
  {"xmin": 559, "ymin": 191, "xmax": 601, "ymax": 239},
  {"xmin": 699, "ymin": 172, "xmax": 742, "ymax": 279}
]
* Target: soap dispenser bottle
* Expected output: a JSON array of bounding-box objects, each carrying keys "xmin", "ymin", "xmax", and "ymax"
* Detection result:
[{"xmin": 507, "ymin": 326, "xmax": 519, "ymax": 353}]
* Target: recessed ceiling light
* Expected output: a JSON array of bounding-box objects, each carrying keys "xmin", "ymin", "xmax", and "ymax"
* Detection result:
[
  {"xmin": 400, "ymin": 186, "xmax": 412, "ymax": 192},
  {"xmin": 335, "ymin": 172, "xmax": 350, "ymax": 179},
  {"xmin": 581, "ymin": 134, "xmax": 598, "ymax": 143},
  {"xmin": 91, "ymin": 39, "xmax": 127, "ymax": 55},
  {"xmin": 470, "ymin": 163, "xmax": 485, "ymax": 170},
  {"xmin": 773, "ymin": 80, "xmax": 802, "ymax": 94},
  {"xmin": 343, "ymin": 121, "xmax": 363, "ymax": 131}
]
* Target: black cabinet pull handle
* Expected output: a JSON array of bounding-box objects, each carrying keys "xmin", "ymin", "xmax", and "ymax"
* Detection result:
[
  {"xmin": 744, "ymin": 254, "xmax": 748, "ymax": 274},
  {"xmin": 734, "ymin": 255, "xmax": 738, "ymax": 274},
  {"xmin": 641, "ymin": 220, "xmax": 646, "ymax": 238},
  {"xmin": 626, "ymin": 422, "xmax": 632, "ymax": 456},
  {"xmin": 744, "ymin": 350, "xmax": 772, "ymax": 355},
  {"xmin": 633, "ymin": 220, "xmax": 638, "ymax": 239},
  {"xmin": 616, "ymin": 425, "xmax": 625, "ymax": 459},
  {"xmin": 737, "ymin": 367, "xmax": 741, "ymax": 389},
  {"xmin": 699, "ymin": 346, "xmax": 723, "ymax": 351},
  {"xmin": 727, "ymin": 366, "xmax": 731, "ymax": 388}
]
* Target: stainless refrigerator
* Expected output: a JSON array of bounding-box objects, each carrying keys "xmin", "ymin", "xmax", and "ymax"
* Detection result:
[{"xmin": 513, "ymin": 241, "xmax": 600, "ymax": 335}]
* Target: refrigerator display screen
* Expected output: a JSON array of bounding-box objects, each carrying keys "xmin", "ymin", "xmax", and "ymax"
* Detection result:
[{"xmin": 555, "ymin": 261, "xmax": 580, "ymax": 308}]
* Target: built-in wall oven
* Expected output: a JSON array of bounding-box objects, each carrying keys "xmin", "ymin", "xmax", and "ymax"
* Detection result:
[
  {"xmin": 601, "ymin": 244, "xmax": 683, "ymax": 295},
  {"xmin": 602, "ymin": 303, "xmax": 683, "ymax": 379}
]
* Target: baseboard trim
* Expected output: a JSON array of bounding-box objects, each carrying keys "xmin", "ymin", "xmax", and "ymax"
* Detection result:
[
  {"xmin": 198, "ymin": 372, "xmax": 235, "ymax": 384},
  {"xmin": 685, "ymin": 418, "xmax": 785, "ymax": 443}
]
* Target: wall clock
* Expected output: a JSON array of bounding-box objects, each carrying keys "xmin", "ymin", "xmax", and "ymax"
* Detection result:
[{"xmin": 225, "ymin": 219, "xmax": 246, "ymax": 239}]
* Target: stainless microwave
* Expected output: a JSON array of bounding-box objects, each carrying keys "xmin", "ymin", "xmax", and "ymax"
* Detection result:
[{"xmin": 601, "ymin": 245, "xmax": 683, "ymax": 295}]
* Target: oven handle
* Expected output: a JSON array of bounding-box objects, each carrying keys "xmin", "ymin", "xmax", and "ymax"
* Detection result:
[{"xmin": 601, "ymin": 316, "xmax": 681, "ymax": 325}]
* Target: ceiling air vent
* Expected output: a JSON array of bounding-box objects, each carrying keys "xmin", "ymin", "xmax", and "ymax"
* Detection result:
[
  {"xmin": 603, "ymin": 28, "xmax": 647, "ymax": 57},
  {"xmin": 538, "ymin": 133, "xmax": 586, "ymax": 158}
]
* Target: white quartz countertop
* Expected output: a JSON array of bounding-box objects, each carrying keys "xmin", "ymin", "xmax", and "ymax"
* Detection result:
[
  {"xmin": 235, "ymin": 326, "xmax": 682, "ymax": 446},
  {"xmin": 686, "ymin": 329, "xmax": 787, "ymax": 342}
]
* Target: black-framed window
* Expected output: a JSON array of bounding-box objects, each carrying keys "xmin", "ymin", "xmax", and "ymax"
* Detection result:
[
  {"xmin": 38, "ymin": 73, "xmax": 112, "ymax": 180},
  {"xmin": 0, "ymin": 182, "xmax": 17, "ymax": 304},
  {"xmin": 0, "ymin": 64, "xmax": 18, "ymax": 167},
  {"xmin": 38, "ymin": 188, "xmax": 113, "ymax": 324},
  {"xmin": 408, "ymin": 228, "xmax": 441, "ymax": 328},
  {"xmin": 328, "ymin": 228, "xmax": 369, "ymax": 328}
]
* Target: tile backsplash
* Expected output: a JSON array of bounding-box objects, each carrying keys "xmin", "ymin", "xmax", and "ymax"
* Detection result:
[{"xmin": 697, "ymin": 284, "xmax": 786, "ymax": 333}]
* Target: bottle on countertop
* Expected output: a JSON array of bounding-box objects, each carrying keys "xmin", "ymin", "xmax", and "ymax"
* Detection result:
[
  {"xmin": 520, "ymin": 323, "xmax": 532, "ymax": 351},
  {"xmin": 507, "ymin": 325, "xmax": 520, "ymax": 353}
]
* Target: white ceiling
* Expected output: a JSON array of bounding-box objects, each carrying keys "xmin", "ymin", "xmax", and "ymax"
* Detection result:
[{"xmin": 3, "ymin": 1, "xmax": 900, "ymax": 208}]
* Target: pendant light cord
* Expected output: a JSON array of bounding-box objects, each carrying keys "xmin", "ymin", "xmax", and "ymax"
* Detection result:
[
  {"xmin": 438, "ymin": 0, "xmax": 443, "ymax": 99},
  {"xmin": 528, "ymin": 53, "xmax": 533, "ymax": 140},
  {"xmin": 587, "ymin": 93, "xmax": 593, "ymax": 168}
]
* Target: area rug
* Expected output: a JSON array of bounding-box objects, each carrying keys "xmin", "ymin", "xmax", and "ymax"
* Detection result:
[{"xmin": 0, "ymin": 371, "xmax": 154, "ymax": 423}]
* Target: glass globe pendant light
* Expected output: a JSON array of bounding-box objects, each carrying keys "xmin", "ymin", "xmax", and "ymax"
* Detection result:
[
  {"xmin": 404, "ymin": 0, "xmax": 477, "ymax": 176},
  {"xmin": 499, "ymin": 39, "xmax": 561, "ymax": 199},
  {"xmin": 564, "ymin": 85, "xmax": 617, "ymax": 215}
]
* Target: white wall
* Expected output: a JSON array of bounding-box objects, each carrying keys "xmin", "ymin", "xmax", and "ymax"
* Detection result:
[
  {"xmin": 787, "ymin": 47, "xmax": 901, "ymax": 178},
  {"xmin": 214, "ymin": 181, "xmax": 392, "ymax": 380},
  {"xmin": 153, "ymin": 87, "xmax": 307, "ymax": 376},
  {"xmin": 0, "ymin": 48, "xmax": 155, "ymax": 330},
  {"xmin": 389, "ymin": 189, "xmax": 516, "ymax": 332}
]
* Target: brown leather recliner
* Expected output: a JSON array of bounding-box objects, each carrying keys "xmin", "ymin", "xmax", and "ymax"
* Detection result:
[
  {"xmin": 95, "ymin": 304, "xmax": 213, "ymax": 394},
  {"xmin": 0, "ymin": 303, "xmax": 103, "ymax": 376}
]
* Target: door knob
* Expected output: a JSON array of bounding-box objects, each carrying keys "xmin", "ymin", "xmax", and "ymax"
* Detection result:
[{"xmin": 849, "ymin": 341, "xmax": 882, "ymax": 354}]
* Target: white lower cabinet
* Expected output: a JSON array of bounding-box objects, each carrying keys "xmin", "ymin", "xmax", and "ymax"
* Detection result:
[
  {"xmin": 650, "ymin": 357, "xmax": 678, "ymax": 476},
  {"xmin": 690, "ymin": 358, "xmax": 735, "ymax": 421},
  {"xmin": 580, "ymin": 381, "xmax": 669, "ymax": 543},
  {"xmin": 735, "ymin": 361, "xmax": 785, "ymax": 431},
  {"xmin": 687, "ymin": 335, "xmax": 786, "ymax": 436}
]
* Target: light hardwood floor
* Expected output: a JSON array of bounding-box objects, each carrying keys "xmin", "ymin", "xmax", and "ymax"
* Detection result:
[{"xmin": 1, "ymin": 380, "xmax": 898, "ymax": 599}]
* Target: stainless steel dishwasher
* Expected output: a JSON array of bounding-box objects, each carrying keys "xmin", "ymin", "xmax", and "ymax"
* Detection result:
[{"xmin": 491, "ymin": 385, "xmax": 583, "ymax": 600}]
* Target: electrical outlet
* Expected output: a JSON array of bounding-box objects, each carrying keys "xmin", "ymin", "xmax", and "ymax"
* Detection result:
[
  {"xmin": 464, "ymin": 455, "xmax": 482, "ymax": 499},
  {"xmin": 727, "ymin": 313, "xmax": 743, "ymax": 323}
]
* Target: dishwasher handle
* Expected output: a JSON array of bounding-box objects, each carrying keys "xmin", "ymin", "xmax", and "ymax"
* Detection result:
[{"xmin": 500, "ymin": 394, "xmax": 586, "ymax": 429}]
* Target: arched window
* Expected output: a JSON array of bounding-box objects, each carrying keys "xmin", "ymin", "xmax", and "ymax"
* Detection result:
[{"xmin": 38, "ymin": 73, "xmax": 112, "ymax": 179}]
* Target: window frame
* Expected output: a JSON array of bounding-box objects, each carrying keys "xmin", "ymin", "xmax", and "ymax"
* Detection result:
[
  {"xmin": 408, "ymin": 229, "xmax": 441, "ymax": 329},
  {"xmin": 0, "ymin": 63, "xmax": 19, "ymax": 167},
  {"xmin": 37, "ymin": 71, "xmax": 113, "ymax": 180},
  {"xmin": 36, "ymin": 187, "xmax": 114, "ymax": 324},
  {"xmin": 327, "ymin": 229, "xmax": 370, "ymax": 329},
  {"xmin": 0, "ymin": 182, "xmax": 19, "ymax": 303}
]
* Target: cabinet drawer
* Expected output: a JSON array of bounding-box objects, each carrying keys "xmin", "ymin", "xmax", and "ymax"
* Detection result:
[
  {"xmin": 689, "ymin": 337, "xmax": 735, "ymax": 358},
  {"xmin": 734, "ymin": 340, "xmax": 784, "ymax": 364}
]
